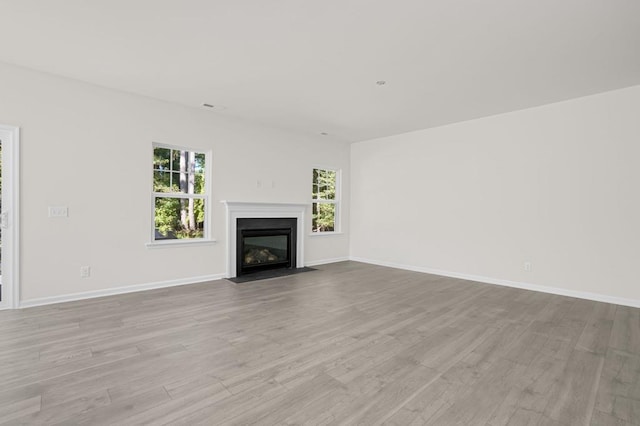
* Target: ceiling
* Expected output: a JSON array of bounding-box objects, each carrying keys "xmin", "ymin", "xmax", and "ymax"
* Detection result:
[{"xmin": 0, "ymin": 0, "xmax": 638, "ymax": 143}]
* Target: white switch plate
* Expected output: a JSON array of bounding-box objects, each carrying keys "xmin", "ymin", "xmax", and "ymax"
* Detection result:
[
  {"xmin": 524, "ymin": 261, "xmax": 532, "ymax": 272},
  {"xmin": 49, "ymin": 206, "xmax": 68, "ymax": 217}
]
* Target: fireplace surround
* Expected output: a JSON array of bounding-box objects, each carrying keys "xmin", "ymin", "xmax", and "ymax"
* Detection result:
[{"xmin": 222, "ymin": 202, "xmax": 307, "ymax": 278}]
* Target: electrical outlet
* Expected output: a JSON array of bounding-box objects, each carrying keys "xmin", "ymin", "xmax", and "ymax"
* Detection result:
[
  {"xmin": 49, "ymin": 206, "xmax": 68, "ymax": 217},
  {"xmin": 524, "ymin": 262, "xmax": 532, "ymax": 272},
  {"xmin": 80, "ymin": 266, "xmax": 91, "ymax": 278}
]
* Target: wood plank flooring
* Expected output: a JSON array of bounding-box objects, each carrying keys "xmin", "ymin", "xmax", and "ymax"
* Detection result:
[{"xmin": 0, "ymin": 261, "xmax": 638, "ymax": 425}]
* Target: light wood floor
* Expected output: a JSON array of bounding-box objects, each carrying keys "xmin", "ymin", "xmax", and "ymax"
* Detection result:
[{"xmin": 1, "ymin": 261, "xmax": 639, "ymax": 425}]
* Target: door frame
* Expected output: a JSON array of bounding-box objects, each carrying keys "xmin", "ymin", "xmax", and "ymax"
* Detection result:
[{"xmin": 0, "ymin": 124, "xmax": 20, "ymax": 310}]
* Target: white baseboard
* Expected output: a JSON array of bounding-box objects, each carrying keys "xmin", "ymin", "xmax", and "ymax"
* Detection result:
[
  {"xmin": 350, "ymin": 256, "xmax": 640, "ymax": 309},
  {"xmin": 18, "ymin": 258, "xmax": 640, "ymax": 310},
  {"xmin": 19, "ymin": 273, "xmax": 227, "ymax": 309},
  {"xmin": 305, "ymin": 257, "xmax": 350, "ymax": 267}
]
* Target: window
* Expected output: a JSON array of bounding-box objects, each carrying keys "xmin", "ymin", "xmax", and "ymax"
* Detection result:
[
  {"xmin": 312, "ymin": 168, "xmax": 339, "ymax": 233},
  {"xmin": 152, "ymin": 144, "xmax": 209, "ymax": 242}
]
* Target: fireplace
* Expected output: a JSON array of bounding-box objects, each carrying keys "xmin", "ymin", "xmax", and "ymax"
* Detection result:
[
  {"xmin": 223, "ymin": 201, "xmax": 307, "ymax": 278},
  {"xmin": 237, "ymin": 217, "xmax": 297, "ymax": 276}
]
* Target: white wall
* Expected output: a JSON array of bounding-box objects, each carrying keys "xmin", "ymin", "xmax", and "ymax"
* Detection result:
[
  {"xmin": 0, "ymin": 62, "xmax": 349, "ymax": 303},
  {"xmin": 3, "ymin": 57, "xmax": 637, "ymax": 307},
  {"xmin": 351, "ymin": 85, "xmax": 640, "ymax": 304}
]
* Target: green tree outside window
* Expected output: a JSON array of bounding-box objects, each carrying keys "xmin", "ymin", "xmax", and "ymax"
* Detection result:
[
  {"xmin": 153, "ymin": 147, "xmax": 207, "ymax": 240},
  {"xmin": 312, "ymin": 168, "xmax": 338, "ymax": 232}
]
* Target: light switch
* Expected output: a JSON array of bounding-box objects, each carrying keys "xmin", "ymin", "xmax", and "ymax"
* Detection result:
[{"xmin": 49, "ymin": 206, "xmax": 68, "ymax": 217}]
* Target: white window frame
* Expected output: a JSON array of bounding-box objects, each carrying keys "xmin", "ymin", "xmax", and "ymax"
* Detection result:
[
  {"xmin": 146, "ymin": 142, "xmax": 215, "ymax": 248},
  {"xmin": 311, "ymin": 167, "xmax": 341, "ymax": 235}
]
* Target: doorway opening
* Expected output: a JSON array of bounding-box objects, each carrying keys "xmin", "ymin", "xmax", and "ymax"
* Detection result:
[{"xmin": 0, "ymin": 125, "xmax": 20, "ymax": 310}]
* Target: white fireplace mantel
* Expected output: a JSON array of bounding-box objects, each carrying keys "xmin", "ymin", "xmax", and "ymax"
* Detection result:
[{"xmin": 222, "ymin": 201, "xmax": 308, "ymax": 278}]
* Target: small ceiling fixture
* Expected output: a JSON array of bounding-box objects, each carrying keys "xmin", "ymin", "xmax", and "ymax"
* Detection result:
[
  {"xmin": 376, "ymin": 80, "xmax": 386, "ymax": 86},
  {"xmin": 320, "ymin": 132, "xmax": 329, "ymax": 136},
  {"xmin": 202, "ymin": 103, "xmax": 227, "ymax": 110}
]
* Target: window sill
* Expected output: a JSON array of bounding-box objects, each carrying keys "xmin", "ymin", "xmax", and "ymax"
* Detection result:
[
  {"xmin": 308, "ymin": 232, "xmax": 344, "ymax": 237},
  {"xmin": 145, "ymin": 239, "xmax": 218, "ymax": 249}
]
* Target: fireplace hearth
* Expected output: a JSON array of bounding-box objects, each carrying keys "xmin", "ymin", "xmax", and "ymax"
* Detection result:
[{"xmin": 237, "ymin": 217, "xmax": 297, "ymax": 276}]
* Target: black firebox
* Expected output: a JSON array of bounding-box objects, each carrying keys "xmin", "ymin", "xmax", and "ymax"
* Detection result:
[{"xmin": 237, "ymin": 218, "xmax": 297, "ymax": 276}]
